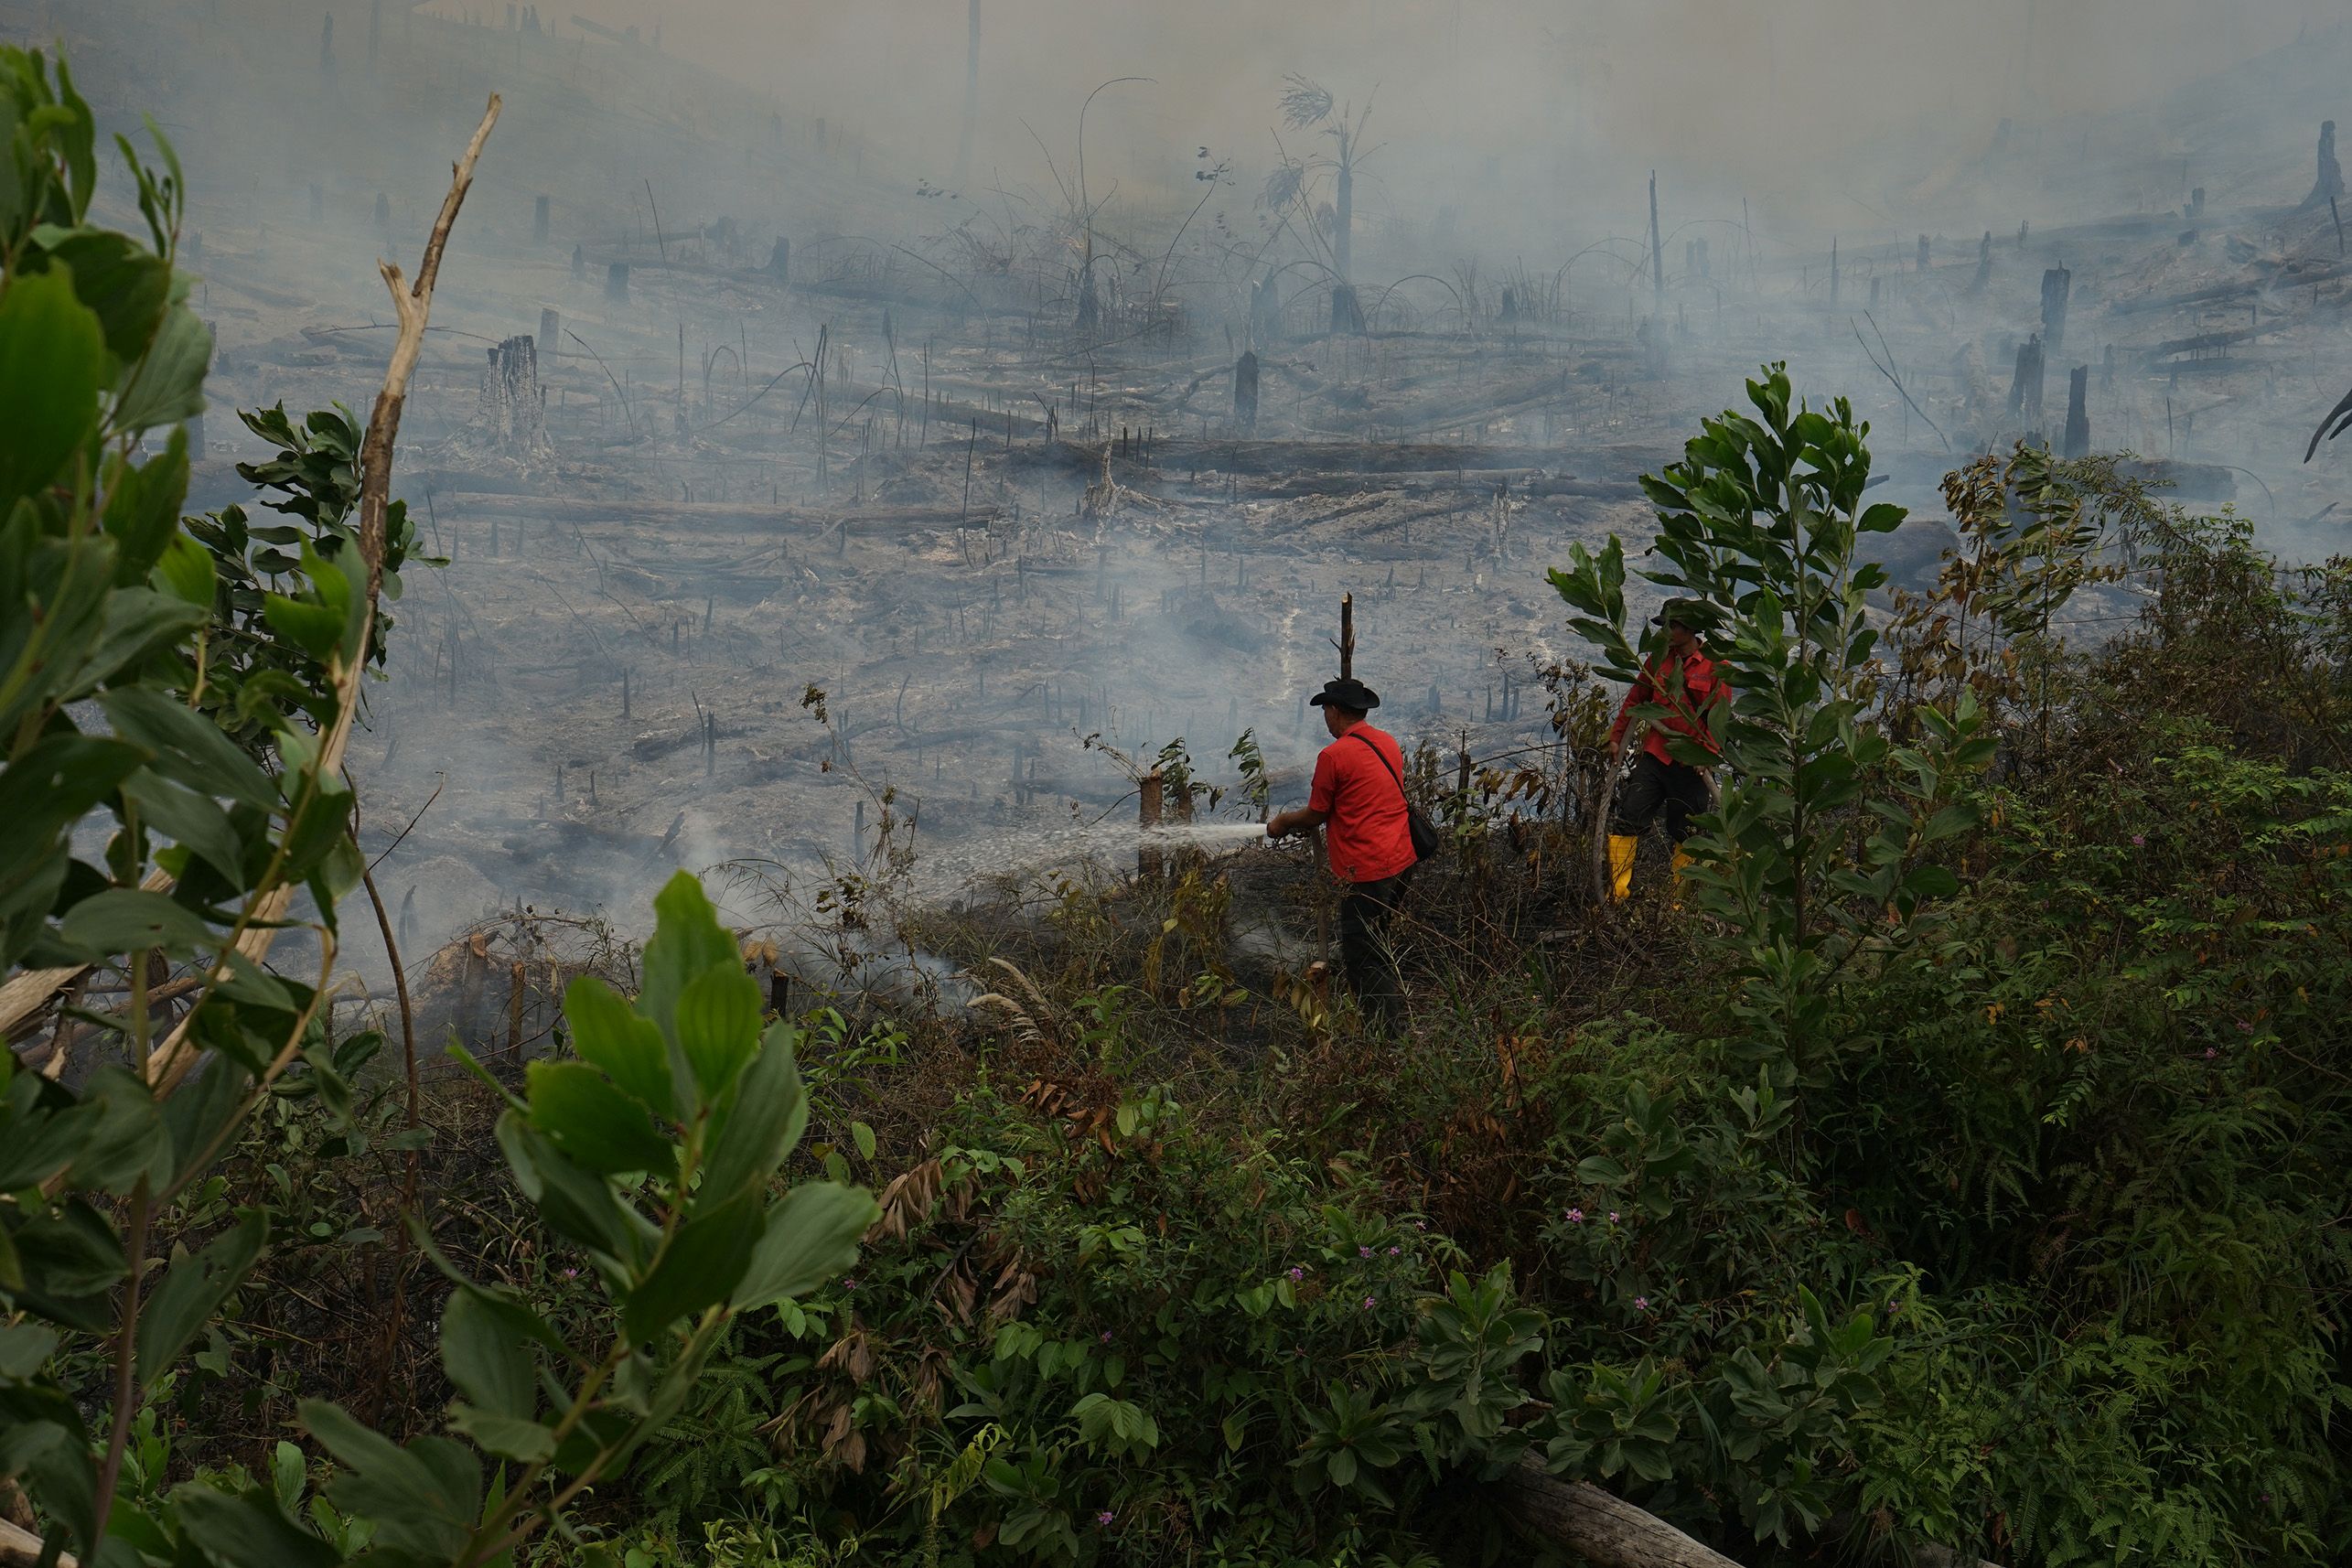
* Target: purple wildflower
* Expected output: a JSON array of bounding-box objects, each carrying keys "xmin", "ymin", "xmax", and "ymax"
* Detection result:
[
  {"xmin": 1100, "ymin": 1330, "xmax": 1112, "ymax": 1344},
  {"xmin": 1096, "ymin": 1510, "xmax": 1114, "ymax": 1527},
  {"xmin": 1387, "ymin": 1246, "xmax": 1400, "ymax": 1256},
  {"xmin": 1362, "ymin": 1295, "xmax": 1377, "ymax": 1310},
  {"xmin": 1607, "ymin": 1210, "xmax": 1620, "ymax": 1223},
  {"xmin": 1565, "ymin": 1207, "xmax": 1584, "ymax": 1224},
  {"xmin": 2131, "ymin": 833, "xmax": 2146, "ymax": 847},
  {"xmin": 1359, "ymin": 1245, "xmax": 1373, "ymax": 1259},
  {"xmin": 1634, "ymin": 1295, "xmax": 1650, "ymax": 1311},
  {"xmin": 560, "ymin": 1267, "xmax": 579, "ymax": 1279},
  {"xmin": 1287, "ymin": 1265, "xmax": 1305, "ymax": 1283},
  {"xmin": 2205, "ymin": 1047, "xmax": 2218, "ymax": 1059}
]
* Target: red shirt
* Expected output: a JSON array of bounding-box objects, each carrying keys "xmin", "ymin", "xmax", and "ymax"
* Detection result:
[
  {"xmin": 1309, "ymin": 724, "xmax": 1418, "ymax": 884},
  {"xmin": 1609, "ymin": 647, "xmax": 1726, "ymax": 766}
]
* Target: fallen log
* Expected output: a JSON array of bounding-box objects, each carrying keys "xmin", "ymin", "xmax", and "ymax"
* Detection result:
[
  {"xmin": 1497, "ymin": 1455, "xmax": 1745, "ymax": 1568},
  {"xmin": 0, "ymin": 1520, "xmax": 73, "ymax": 1567},
  {"xmin": 432, "ymin": 492, "xmax": 1005, "ymax": 534}
]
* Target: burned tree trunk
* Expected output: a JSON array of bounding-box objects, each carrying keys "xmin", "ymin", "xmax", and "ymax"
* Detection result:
[
  {"xmin": 1233, "ymin": 349, "xmax": 1260, "ymax": 433},
  {"xmin": 2063, "ymin": 365, "xmax": 2091, "ymax": 457},
  {"xmin": 1967, "ymin": 229, "xmax": 1992, "ymax": 295},
  {"xmin": 1077, "ymin": 263, "xmax": 1100, "ymax": 334},
  {"xmin": 1649, "ymin": 170, "xmax": 1665, "ymax": 303},
  {"xmin": 1250, "ymin": 274, "xmax": 1283, "ymax": 345},
  {"xmin": 1917, "ymin": 233, "xmax": 1930, "ymax": 271},
  {"xmin": 1330, "ymin": 282, "xmax": 1366, "ymax": 335},
  {"xmin": 768, "ymin": 236, "xmax": 790, "ymax": 285},
  {"xmin": 2040, "ymin": 264, "xmax": 2072, "ymax": 359},
  {"xmin": 2008, "ymin": 333, "xmax": 2046, "ymax": 429},
  {"xmin": 476, "ymin": 335, "xmax": 552, "ymax": 458},
  {"xmin": 606, "ymin": 261, "xmax": 629, "ymax": 302},
  {"xmin": 2304, "ymin": 120, "xmax": 2345, "ymax": 211}
]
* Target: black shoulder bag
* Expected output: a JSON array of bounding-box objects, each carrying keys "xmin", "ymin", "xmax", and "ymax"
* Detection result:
[{"xmin": 1350, "ymin": 731, "xmax": 1441, "ymax": 864}]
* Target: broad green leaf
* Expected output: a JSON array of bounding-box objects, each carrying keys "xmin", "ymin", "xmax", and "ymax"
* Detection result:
[
  {"xmin": 100, "ymin": 686, "xmax": 279, "ymax": 811},
  {"xmin": 0, "ymin": 1396, "xmax": 97, "ymax": 1554},
  {"xmin": 0, "ymin": 263, "xmax": 104, "ymax": 505},
  {"xmin": 439, "ymin": 1287, "xmax": 534, "ymax": 1422},
  {"xmin": 60, "ymin": 585, "xmax": 205, "ymax": 697},
  {"xmin": 123, "ymin": 767, "xmax": 245, "ymax": 884},
  {"xmin": 674, "ymin": 964, "xmax": 762, "ymax": 1100},
  {"xmin": 134, "ymin": 1208, "xmax": 265, "ymax": 1388},
  {"xmin": 448, "ymin": 1407, "xmax": 556, "ymax": 1463},
  {"xmin": 44, "ymin": 228, "xmax": 171, "ymax": 367},
  {"xmin": 57, "ymin": 886, "xmax": 217, "ymax": 960},
  {"xmin": 304, "ymin": 1401, "xmax": 478, "ymax": 1562},
  {"xmin": 261, "ymin": 593, "xmax": 345, "ymax": 660},
  {"xmin": 636, "ymin": 871, "xmax": 738, "ymax": 1046},
  {"xmin": 151, "ymin": 532, "xmax": 214, "ymax": 606},
  {"xmin": 493, "ymin": 1112, "xmax": 654, "ymax": 1271},
  {"xmin": 563, "ymin": 975, "xmax": 674, "ymax": 1120},
  {"xmin": 100, "ymin": 430, "xmax": 188, "ymax": 582},
  {"xmin": 734, "ymin": 1180, "xmax": 877, "ymax": 1312},
  {"xmin": 525, "ymin": 1059, "xmax": 673, "ymax": 1177},
  {"xmin": 175, "ymin": 1484, "xmax": 342, "ymax": 1568},
  {"xmin": 622, "ymin": 1190, "xmax": 766, "ymax": 1346},
  {"xmin": 61, "ymin": 1066, "xmax": 170, "ymax": 1194},
  {"xmin": 8, "ymin": 1198, "xmax": 128, "ymax": 1329},
  {"xmin": 109, "ymin": 303, "xmax": 209, "ymax": 435},
  {"xmin": 698, "ymin": 1021, "xmax": 807, "ymax": 1208}
]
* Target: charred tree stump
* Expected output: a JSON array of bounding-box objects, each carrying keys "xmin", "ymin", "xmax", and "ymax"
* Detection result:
[
  {"xmin": 606, "ymin": 261, "xmax": 629, "ymax": 303},
  {"xmin": 2040, "ymin": 264, "xmax": 2072, "ymax": 359},
  {"xmin": 572, "ymin": 242, "xmax": 585, "ymax": 280},
  {"xmin": 538, "ymin": 307, "xmax": 560, "ymax": 360},
  {"xmin": 476, "ymin": 336, "xmax": 552, "ymax": 457},
  {"xmin": 1250, "ymin": 274, "xmax": 1283, "ymax": 346},
  {"xmin": 1138, "ymin": 769, "xmax": 1165, "ymax": 882},
  {"xmin": 1330, "ymin": 282, "xmax": 1366, "ymax": 335},
  {"xmin": 2063, "ymin": 365, "xmax": 2091, "ymax": 457},
  {"xmin": 1967, "ymin": 229, "xmax": 1992, "ymax": 295},
  {"xmin": 1917, "ymin": 232, "xmax": 1931, "ymax": 271},
  {"xmin": 1233, "ymin": 349, "xmax": 1260, "ymax": 433},
  {"xmin": 2008, "ymin": 333, "xmax": 2046, "ymax": 432},
  {"xmin": 2305, "ymin": 121, "xmax": 2346, "ymax": 211},
  {"xmin": 1497, "ymin": 1456, "xmax": 1745, "ymax": 1568},
  {"xmin": 768, "ymin": 236, "xmax": 789, "ymax": 285}
]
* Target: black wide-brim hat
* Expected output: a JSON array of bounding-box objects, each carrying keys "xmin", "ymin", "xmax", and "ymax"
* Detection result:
[
  {"xmin": 1310, "ymin": 677, "xmax": 1381, "ymax": 711},
  {"xmin": 1650, "ymin": 597, "xmax": 1717, "ymax": 630}
]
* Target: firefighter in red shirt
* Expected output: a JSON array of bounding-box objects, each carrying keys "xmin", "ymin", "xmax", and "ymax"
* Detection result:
[
  {"xmin": 1606, "ymin": 600, "xmax": 1726, "ymax": 901},
  {"xmin": 1266, "ymin": 677, "xmax": 1418, "ymax": 1029}
]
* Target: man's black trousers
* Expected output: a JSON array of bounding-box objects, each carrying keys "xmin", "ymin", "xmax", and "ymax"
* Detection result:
[
  {"xmin": 1338, "ymin": 871, "xmax": 1410, "ymax": 1029},
  {"xmin": 1612, "ymin": 753, "xmax": 1711, "ymax": 843}
]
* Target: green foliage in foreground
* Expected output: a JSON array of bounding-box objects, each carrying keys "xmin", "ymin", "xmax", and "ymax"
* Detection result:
[{"xmin": 0, "ymin": 47, "xmax": 870, "ymax": 1568}]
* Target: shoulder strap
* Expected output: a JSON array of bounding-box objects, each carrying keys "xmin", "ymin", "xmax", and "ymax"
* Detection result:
[{"xmin": 1348, "ymin": 730, "xmax": 1410, "ymax": 807}]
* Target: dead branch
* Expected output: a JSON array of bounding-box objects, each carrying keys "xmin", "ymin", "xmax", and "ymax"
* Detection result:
[{"xmin": 142, "ymin": 93, "xmax": 502, "ymax": 1098}]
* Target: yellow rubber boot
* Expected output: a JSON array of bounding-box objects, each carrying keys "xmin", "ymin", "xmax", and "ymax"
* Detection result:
[
  {"xmin": 1606, "ymin": 834, "xmax": 1638, "ymax": 902},
  {"xmin": 1670, "ymin": 844, "xmax": 1694, "ymax": 909}
]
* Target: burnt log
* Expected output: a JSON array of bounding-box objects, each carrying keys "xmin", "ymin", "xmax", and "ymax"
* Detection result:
[{"xmin": 1497, "ymin": 1456, "xmax": 1745, "ymax": 1568}]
